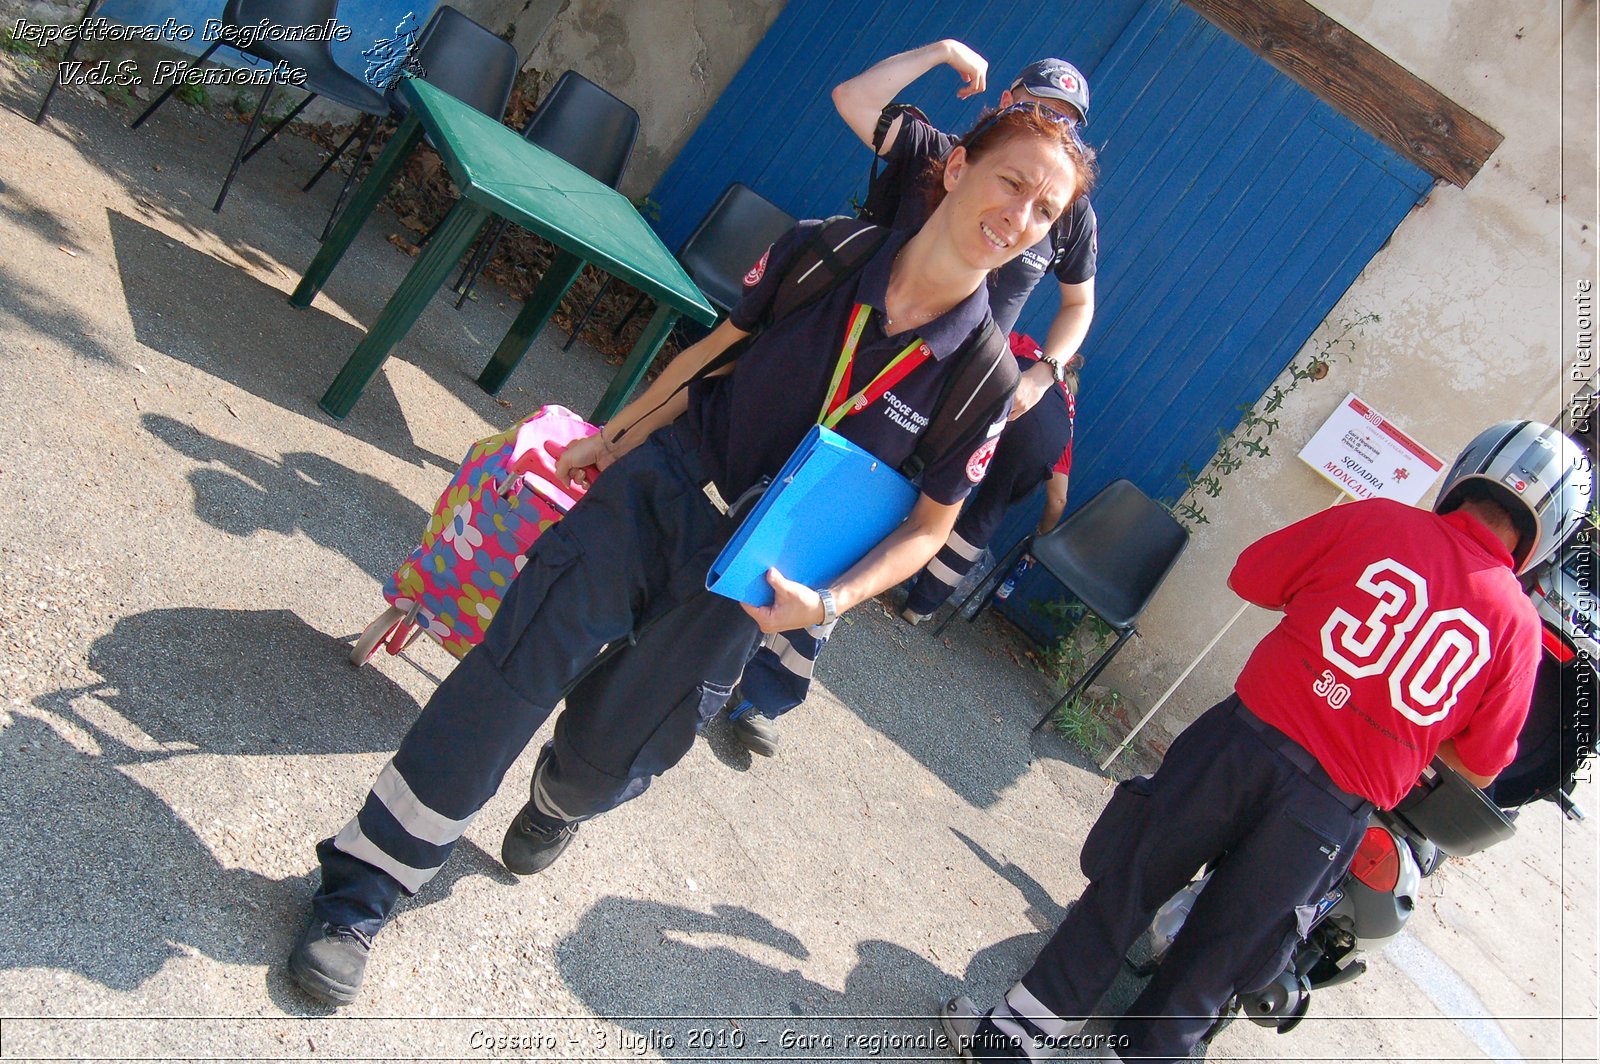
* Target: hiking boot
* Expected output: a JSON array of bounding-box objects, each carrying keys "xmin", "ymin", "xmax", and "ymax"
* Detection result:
[
  {"xmin": 941, "ymin": 997, "xmax": 1030, "ymax": 1061},
  {"xmin": 900, "ymin": 606, "xmax": 931, "ymax": 626},
  {"xmin": 288, "ymin": 919, "xmax": 372, "ymax": 1006},
  {"xmin": 501, "ymin": 802, "xmax": 578, "ymax": 875},
  {"xmin": 727, "ymin": 699, "xmax": 779, "ymax": 757}
]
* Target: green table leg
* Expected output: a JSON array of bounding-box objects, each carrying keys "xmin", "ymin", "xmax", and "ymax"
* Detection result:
[
  {"xmin": 475, "ymin": 249, "xmax": 586, "ymax": 395},
  {"xmin": 290, "ymin": 114, "xmax": 423, "ymax": 309},
  {"xmin": 318, "ymin": 199, "xmax": 490, "ymax": 419},
  {"xmin": 591, "ymin": 302, "xmax": 681, "ymax": 424}
]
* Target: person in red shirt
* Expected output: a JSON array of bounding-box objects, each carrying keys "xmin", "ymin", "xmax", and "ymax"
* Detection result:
[{"xmin": 941, "ymin": 420, "xmax": 1592, "ymax": 1063}]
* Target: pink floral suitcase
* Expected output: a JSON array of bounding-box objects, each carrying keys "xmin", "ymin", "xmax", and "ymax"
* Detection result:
[{"xmin": 352, "ymin": 405, "xmax": 598, "ymax": 664}]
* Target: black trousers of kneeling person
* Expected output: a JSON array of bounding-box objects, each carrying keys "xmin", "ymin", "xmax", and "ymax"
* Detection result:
[
  {"xmin": 312, "ymin": 422, "xmax": 761, "ymax": 937},
  {"xmin": 903, "ymin": 383, "xmax": 1073, "ymax": 617},
  {"xmin": 1003, "ymin": 696, "xmax": 1371, "ymax": 1063}
]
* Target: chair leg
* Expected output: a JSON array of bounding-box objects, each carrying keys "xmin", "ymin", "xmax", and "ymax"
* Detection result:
[
  {"xmin": 562, "ymin": 277, "xmax": 613, "ymax": 351},
  {"xmin": 1032, "ymin": 626, "xmax": 1134, "ymax": 733},
  {"xmin": 933, "ymin": 536, "xmax": 1030, "ymax": 637},
  {"xmin": 240, "ymin": 92, "xmax": 318, "ymax": 164},
  {"xmin": 454, "ymin": 219, "xmax": 510, "ymax": 308},
  {"xmin": 304, "ymin": 118, "xmax": 365, "ymax": 192},
  {"xmin": 35, "ymin": 0, "xmax": 105, "ymax": 125},
  {"xmin": 610, "ymin": 291, "xmax": 648, "ymax": 338},
  {"xmin": 319, "ymin": 115, "xmax": 384, "ymax": 241},
  {"xmin": 213, "ymin": 83, "xmax": 274, "ymax": 213},
  {"xmin": 129, "ymin": 40, "xmax": 221, "ymax": 129}
]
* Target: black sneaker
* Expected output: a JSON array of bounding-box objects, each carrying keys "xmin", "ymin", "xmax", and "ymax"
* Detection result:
[
  {"xmin": 502, "ymin": 802, "xmax": 578, "ymax": 875},
  {"xmin": 288, "ymin": 920, "xmax": 372, "ymax": 1006},
  {"xmin": 727, "ymin": 700, "xmax": 779, "ymax": 757}
]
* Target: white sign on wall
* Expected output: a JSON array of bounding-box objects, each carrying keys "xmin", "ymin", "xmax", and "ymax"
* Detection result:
[{"xmin": 1297, "ymin": 393, "xmax": 1443, "ymax": 504}]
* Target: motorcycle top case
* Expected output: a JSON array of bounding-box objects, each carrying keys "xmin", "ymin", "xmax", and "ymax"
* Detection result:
[
  {"xmin": 1393, "ymin": 758, "xmax": 1516, "ymax": 857},
  {"xmin": 706, "ymin": 425, "xmax": 918, "ymax": 607},
  {"xmin": 382, "ymin": 405, "xmax": 597, "ymax": 659}
]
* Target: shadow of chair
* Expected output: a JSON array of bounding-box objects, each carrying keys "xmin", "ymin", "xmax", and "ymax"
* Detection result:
[
  {"xmin": 32, "ymin": 0, "xmax": 103, "ymax": 125},
  {"xmin": 451, "ymin": 69, "xmax": 639, "ymax": 310},
  {"xmin": 564, "ymin": 181, "xmax": 796, "ymax": 351},
  {"xmin": 309, "ymin": 3, "xmax": 521, "ymax": 241},
  {"xmin": 937, "ymin": 478, "xmax": 1190, "ymax": 733},
  {"xmin": 128, "ymin": 0, "xmax": 388, "ymax": 213}
]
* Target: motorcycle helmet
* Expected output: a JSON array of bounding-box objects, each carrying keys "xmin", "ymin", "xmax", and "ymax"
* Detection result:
[{"xmin": 1434, "ymin": 420, "xmax": 1593, "ymax": 575}]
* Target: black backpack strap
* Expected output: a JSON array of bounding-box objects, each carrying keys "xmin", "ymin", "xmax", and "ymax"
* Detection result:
[
  {"xmin": 860, "ymin": 103, "xmax": 929, "ymax": 225},
  {"xmin": 684, "ymin": 218, "xmax": 890, "ymax": 386},
  {"xmin": 898, "ymin": 317, "xmax": 1018, "ymax": 482}
]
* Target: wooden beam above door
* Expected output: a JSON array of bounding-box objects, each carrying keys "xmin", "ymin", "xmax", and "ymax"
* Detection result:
[{"xmin": 1184, "ymin": 0, "xmax": 1501, "ymax": 188}]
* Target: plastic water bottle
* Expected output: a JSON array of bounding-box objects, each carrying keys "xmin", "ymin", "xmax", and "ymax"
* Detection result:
[{"xmin": 994, "ymin": 555, "xmax": 1033, "ymax": 601}]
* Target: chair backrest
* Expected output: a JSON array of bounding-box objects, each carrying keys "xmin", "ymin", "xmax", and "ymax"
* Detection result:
[
  {"xmin": 388, "ymin": 5, "xmax": 520, "ymax": 120},
  {"xmin": 677, "ymin": 182, "xmax": 797, "ymax": 314},
  {"xmin": 224, "ymin": 0, "xmax": 340, "ymax": 64},
  {"xmin": 1029, "ymin": 478, "xmax": 1190, "ymax": 630},
  {"xmin": 518, "ymin": 70, "xmax": 639, "ymax": 188}
]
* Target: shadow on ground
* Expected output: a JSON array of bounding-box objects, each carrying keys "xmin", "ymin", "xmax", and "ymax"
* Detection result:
[
  {"xmin": 142, "ymin": 412, "xmax": 429, "ymax": 584},
  {"xmin": 0, "ymin": 606, "xmax": 508, "ymax": 996},
  {"xmin": 553, "ymin": 828, "xmax": 1181, "ymax": 1060}
]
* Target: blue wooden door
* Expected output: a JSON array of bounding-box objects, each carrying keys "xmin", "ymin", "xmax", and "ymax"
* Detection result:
[
  {"xmin": 992, "ymin": 0, "xmax": 1433, "ymax": 639},
  {"xmin": 650, "ymin": 0, "xmax": 1147, "ymax": 249},
  {"xmin": 653, "ymin": 0, "xmax": 1434, "ymax": 641}
]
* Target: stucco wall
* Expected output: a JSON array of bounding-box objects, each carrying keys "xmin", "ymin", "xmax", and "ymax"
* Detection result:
[
  {"xmin": 488, "ymin": 0, "xmax": 788, "ymax": 200},
  {"xmin": 1101, "ymin": 0, "xmax": 1598, "ymax": 759}
]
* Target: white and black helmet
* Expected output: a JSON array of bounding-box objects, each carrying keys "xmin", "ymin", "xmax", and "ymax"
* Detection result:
[{"xmin": 1434, "ymin": 420, "xmax": 1593, "ymax": 574}]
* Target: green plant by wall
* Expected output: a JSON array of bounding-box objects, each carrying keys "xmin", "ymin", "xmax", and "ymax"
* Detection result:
[
  {"xmin": 1169, "ymin": 311, "xmax": 1380, "ymax": 530},
  {"xmin": 175, "ymin": 82, "xmax": 209, "ymax": 108},
  {"xmin": 1031, "ymin": 598, "xmax": 1119, "ymax": 754}
]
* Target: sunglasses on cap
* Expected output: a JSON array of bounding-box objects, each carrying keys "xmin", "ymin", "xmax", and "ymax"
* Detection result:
[{"xmin": 962, "ymin": 101, "xmax": 1083, "ymax": 148}]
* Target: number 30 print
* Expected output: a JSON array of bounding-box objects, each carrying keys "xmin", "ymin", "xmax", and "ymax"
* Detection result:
[{"xmin": 1319, "ymin": 559, "xmax": 1491, "ymax": 726}]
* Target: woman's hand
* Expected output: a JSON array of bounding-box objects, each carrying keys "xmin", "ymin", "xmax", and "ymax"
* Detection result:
[
  {"xmin": 553, "ymin": 432, "xmax": 613, "ymax": 491},
  {"xmin": 741, "ymin": 568, "xmax": 827, "ymax": 633}
]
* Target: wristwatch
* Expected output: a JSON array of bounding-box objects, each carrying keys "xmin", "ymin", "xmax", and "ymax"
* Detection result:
[
  {"xmin": 1040, "ymin": 353, "xmax": 1067, "ymax": 384},
  {"xmin": 816, "ymin": 587, "xmax": 838, "ymax": 626}
]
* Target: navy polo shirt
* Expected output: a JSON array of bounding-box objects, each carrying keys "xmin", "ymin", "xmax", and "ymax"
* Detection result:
[
  {"xmin": 883, "ymin": 115, "xmax": 1098, "ymax": 335},
  {"xmin": 685, "ymin": 221, "xmax": 1008, "ymax": 506}
]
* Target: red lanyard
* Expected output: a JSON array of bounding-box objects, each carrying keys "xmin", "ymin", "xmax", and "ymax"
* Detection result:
[{"xmin": 818, "ymin": 304, "xmax": 930, "ymax": 429}]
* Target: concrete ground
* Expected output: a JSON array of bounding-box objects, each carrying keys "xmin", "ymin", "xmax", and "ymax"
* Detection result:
[{"xmin": 0, "ymin": 55, "xmax": 1594, "ymax": 1064}]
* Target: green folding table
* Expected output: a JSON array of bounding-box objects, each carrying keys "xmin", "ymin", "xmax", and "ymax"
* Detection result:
[{"xmin": 290, "ymin": 77, "xmax": 717, "ymax": 421}]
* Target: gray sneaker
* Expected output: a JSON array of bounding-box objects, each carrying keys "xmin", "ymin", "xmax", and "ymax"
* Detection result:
[
  {"xmin": 727, "ymin": 699, "xmax": 779, "ymax": 757},
  {"xmin": 901, "ymin": 606, "xmax": 931, "ymax": 626},
  {"xmin": 288, "ymin": 919, "xmax": 372, "ymax": 1006}
]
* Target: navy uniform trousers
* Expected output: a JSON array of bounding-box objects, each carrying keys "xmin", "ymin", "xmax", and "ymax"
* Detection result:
[
  {"xmin": 988, "ymin": 695, "xmax": 1371, "ymax": 1063},
  {"xmin": 737, "ymin": 385, "xmax": 1074, "ymax": 719},
  {"xmin": 313, "ymin": 423, "xmax": 761, "ymax": 936}
]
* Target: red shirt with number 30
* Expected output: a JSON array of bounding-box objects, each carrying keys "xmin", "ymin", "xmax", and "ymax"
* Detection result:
[{"xmin": 1229, "ymin": 498, "xmax": 1540, "ymax": 808}]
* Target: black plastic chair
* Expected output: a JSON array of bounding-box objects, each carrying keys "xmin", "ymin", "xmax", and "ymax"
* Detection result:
[
  {"xmin": 937, "ymin": 479, "xmax": 1190, "ymax": 733},
  {"xmin": 309, "ymin": 4, "xmax": 520, "ymax": 240},
  {"xmin": 129, "ymin": 0, "xmax": 387, "ymax": 213},
  {"xmin": 565, "ymin": 181, "xmax": 796, "ymax": 350},
  {"xmin": 452, "ymin": 70, "xmax": 640, "ymax": 309}
]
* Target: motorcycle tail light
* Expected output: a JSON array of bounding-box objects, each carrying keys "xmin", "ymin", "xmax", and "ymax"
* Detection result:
[
  {"xmin": 1541, "ymin": 625, "xmax": 1575, "ymax": 664},
  {"xmin": 1349, "ymin": 826, "xmax": 1400, "ymax": 892}
]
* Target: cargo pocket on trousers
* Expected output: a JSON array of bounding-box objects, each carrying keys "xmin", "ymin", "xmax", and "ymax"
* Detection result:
[
  {"xmin": 628, "ymin": 680, "xmax": 735, "ymax": 781},
  {"xmin": 482, "ymin": 526, "xmax": 586, "ymax": 672},
  {"xmin": 1080, "ymin": 775, "xmax": 1154, "ymax": 884}
]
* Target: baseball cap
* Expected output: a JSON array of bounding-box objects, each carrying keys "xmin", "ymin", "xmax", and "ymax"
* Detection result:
[{"xmin": 1012, "ymin": 59, "xmax": 1090, "ymax": 125}]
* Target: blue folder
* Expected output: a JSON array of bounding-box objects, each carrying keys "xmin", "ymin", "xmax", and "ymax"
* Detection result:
[{"xmin": 707, "ymin": 426, "xmax": 919, "ymax": 607}]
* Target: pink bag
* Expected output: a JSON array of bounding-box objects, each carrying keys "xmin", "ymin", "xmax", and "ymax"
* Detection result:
[{"xmin": 358, "ymin": 406, "xmax": 599, "ymax": 663}]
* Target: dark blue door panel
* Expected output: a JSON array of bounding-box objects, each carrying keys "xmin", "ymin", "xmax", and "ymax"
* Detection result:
[
  {"xmin": 645, "ymin": 0, "xmax": 1432, "ymax": 642},
  {"xmin": 650, "ymin": 0, "xmax": 1147, "ymax": 250}
]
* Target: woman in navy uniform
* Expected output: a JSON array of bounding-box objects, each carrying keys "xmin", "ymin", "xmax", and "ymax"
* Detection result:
[
  {"xmin": 727, "ymin": 44, "xmax": 1101, "ymax": 754},
  {"xmin": 287, "ymin": 103, "xmax": 1095, "ymax": 1006}
]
